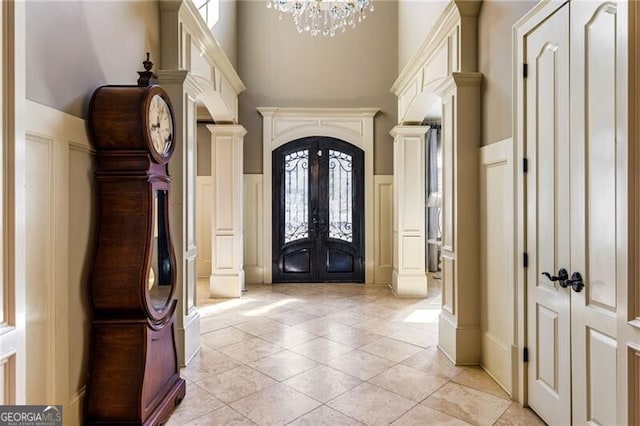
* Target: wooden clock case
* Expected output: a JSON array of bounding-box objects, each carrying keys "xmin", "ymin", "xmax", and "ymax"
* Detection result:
[{"xmin": 84, "ymin": 61, "xmax": 185, "ymax": 425}]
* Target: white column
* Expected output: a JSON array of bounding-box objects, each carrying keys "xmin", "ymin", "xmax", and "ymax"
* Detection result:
[
  {"xmin": 208, "ymin": 124, "xmax": 246, "ymax": 297},
  {"xmin": 435, "ymin": 72, "xmax": 483, "ymax": 364},
  {"xmin": 390, "ymin": 125, "xmax": 429, "ymax": 297},
  {"xmin": 158, "ymin": 70, "xmax": 202, "ymax": 366}
]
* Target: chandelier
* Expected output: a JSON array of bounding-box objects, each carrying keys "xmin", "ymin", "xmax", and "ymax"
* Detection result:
[{"xmin": 267, "ymin": 0, "xmax": 374, "ymax": 37}]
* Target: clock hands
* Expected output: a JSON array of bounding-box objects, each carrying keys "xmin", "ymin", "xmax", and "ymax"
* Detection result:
[{"xmin": 149, "ymin": 97, "xmax": 172, "ymax": 154}]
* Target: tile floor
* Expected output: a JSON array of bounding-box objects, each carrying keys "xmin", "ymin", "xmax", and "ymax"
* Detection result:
[{"xmin": 167, "ymin": 278, "xmax": 545, "ymax": 426}]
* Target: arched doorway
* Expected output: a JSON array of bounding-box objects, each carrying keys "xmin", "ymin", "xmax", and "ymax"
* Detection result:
[
  {"xmin": 272, "ymin": 137, "xmax": 365, "ymax": 283},
  {"xmin": 258, "ymin": 107, "xmax": 378, "ymax": 284}
]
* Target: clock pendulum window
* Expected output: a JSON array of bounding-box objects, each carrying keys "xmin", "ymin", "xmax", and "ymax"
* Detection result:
[{"xmin": 84, "ymin": 53, "xmax": 185, "ymax": 425}]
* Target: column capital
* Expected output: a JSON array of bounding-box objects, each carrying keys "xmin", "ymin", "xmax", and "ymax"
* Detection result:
[
  {"xmin": 433, "ymin": 72, "xmax": 483, "ymax": 97},
  {"xmin": 159, "ymin": 0, "xmax": 183, "ymax": 12},
  {"xmin": 157, "ymin": 70, "xmax": 204, "ymax": 96},
  {"xmin": 206, "ymin": 124, "xmax": 247, "ymax": 137},
  {"xmin": 390, "ymin": 125, "xmax": 430, "ymax": 138}
]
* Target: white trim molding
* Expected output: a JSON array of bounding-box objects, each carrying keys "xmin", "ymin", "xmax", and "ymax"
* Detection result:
[
  {"xmin": 243, "ymin": 174, "xmax": 264, "ymax": 284},
  {"xmin": 391, "ymin": 1, "xmax": 482, "ymax": 364},
  {"xmin": 1, "ymin": 0, "xmax": 27, "ymax": 405},
  {"xmin": 207, "ymin": 124, "xmax": 247, "ymax": 297},
  {"xmin": 391, "ymin": 0, "xmax": 481, "ymax": 124},
  {"xmin": 258, "ymin": 107, "xmax": 379, "ymax": 284},
  {"xmin": 390, "ymin": 126, "xmax": 429, "ymax": 297},
  {"xmin": 157, "ymin": 70, "xmax": 203, "ymax": 366},
  {"xmin": 479, "ymin": 138, "xmax": 515, "ymax": 397},
  {"xmin": 374, "ymin": 175, "xmax": 393, "ymax": 284},
  {"xmin": 159, "ymin": 0, "xmax": 245, "ymax": 362},
  {"xmin": 159, "ymin": 0, "xmax": 245, "ymax": 123},
  {"xmin": 23, "ymin": 100, "xmax": 94, "ymax": 424}
]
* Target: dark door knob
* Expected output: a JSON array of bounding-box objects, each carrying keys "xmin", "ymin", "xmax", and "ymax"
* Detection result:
[
  {"xmin": 566, "ymin": 272, "xmax": 584, "ymax": 293},
  {"xmin": 542, "ymin": 268, "xmax": 569, "ymax": 287}
]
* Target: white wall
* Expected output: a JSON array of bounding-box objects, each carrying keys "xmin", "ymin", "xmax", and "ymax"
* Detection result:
[{"xmin": 480, "ymin": 138, "xmax": 514, "ymax": 395}]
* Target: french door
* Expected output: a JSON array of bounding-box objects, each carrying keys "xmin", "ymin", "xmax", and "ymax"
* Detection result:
[
  {"xmin": 272, "ymin": 137, "xmax": 364, "ymax": 283},
  {"xmin": 525, "ymin": 1, "xmax": 622, "ymax": 424}
]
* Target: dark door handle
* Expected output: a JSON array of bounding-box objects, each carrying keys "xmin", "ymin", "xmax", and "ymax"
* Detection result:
[
  {"xmin": 542, "ymin": 268, "xmax": 569, "ymax": 287},
  {"xmin": 566, "ymin": 272, "xmax": 584, "ymax": 293}
]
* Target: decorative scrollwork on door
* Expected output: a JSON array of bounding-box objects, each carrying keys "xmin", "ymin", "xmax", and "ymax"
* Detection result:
[
  {"xmin": 328, "ymin": 149, "xmax": 353, "ymax": 242},
  {"xmin": 284, "ymin": 149, "xmax": 309, "ymax": 243}
]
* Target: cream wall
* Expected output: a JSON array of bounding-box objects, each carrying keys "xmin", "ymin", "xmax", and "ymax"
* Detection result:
[
  {"xmin": 212, "ymin": 0, "xmax": 238, "ymax": 68},
  {"xmin": 477, "ymin": 0, "xmax": 536, "ymax": 146},
  {"xmin": 25, "ymin": 1, "xmax": 161, "ymax": 119},
  {"xmin": 23, "ymin": 1, "xmax": 162, "ymax": 421},
  {"xmin": 398, "ymin": 0, "xmax": 448, "ymax": 71},
  {"xmin": 197, "ymin": 123, "xmax": 213, "ymax": 176},
  {"xmin": 237, "ymin": 0, "xmax": 398, "ymax": 175}
]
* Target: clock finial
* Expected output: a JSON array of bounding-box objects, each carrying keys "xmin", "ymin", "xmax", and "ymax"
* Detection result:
[{"xmin": 137, "ymin": 52, "xmax": 158, "ymax": 87}]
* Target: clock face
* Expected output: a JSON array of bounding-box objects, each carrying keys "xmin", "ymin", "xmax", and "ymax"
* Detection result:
[{"xmin": 148, "ymin": 94, "xmax": 174, "ymax": 157}]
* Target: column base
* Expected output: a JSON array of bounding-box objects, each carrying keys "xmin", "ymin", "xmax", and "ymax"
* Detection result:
[
  {"xmin": 177, "ymin": 309, "xmax": 201, "ymax": 367},
  {"xmin": 210, "ymin": 271, "xmax": 245, "ymax": 298},
  {"xmin": 392, "ymin": 269, "xmax": 428, "ymax": 297},
  {"xmin": 438, "ymin": 311, "xmax": 481, "ymax": 365}
]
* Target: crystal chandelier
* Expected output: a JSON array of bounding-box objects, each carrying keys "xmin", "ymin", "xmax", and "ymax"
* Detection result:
[{"xmin": 267, "ymin": 0, "xmax": 374, "ymax": 37}]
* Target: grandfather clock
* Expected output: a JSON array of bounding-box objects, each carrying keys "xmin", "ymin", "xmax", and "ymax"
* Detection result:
[{"xmin": 84, "ymin": 55, "xmax": 186, "ymax": 425}]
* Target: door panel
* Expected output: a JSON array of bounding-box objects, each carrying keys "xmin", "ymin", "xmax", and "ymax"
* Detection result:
[
  {"xmin": 273, "ymin": 137, "xmax": 364, "ymax": 283},
  {"xmin": 275, "ymin": 140, "xmax": 316, "ymax": 282},
  {"xmin": 570, "ymin": 2, "xmax": 620, "ymax": 424},
  {"xmin": 525, "ymin": 4, "xmax": 571, "ymax": 425}
]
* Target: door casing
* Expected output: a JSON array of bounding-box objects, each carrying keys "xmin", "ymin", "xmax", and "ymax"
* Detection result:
[
  {"xmin": 272, "ymin": 137, "xmax": 365, "ymax": 283},
  {"xmin": 258, "ymin": 108, "xmax": 378, "ymax": 284}
]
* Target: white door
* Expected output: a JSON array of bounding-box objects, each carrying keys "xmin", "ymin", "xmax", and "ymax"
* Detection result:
[
  {"xmin": 526, "ymin": 1, "xmax": 624, "ymax": 424},
  {"xmin": 569, "ymin": 1, "xmax": 621, "ymax": 424},
  {"xmin": 525, "ymin": 3, "xmax": 571, "ymax": 425}
]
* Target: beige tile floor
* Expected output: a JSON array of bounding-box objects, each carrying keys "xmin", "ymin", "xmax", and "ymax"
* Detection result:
[{"xmin": 167, "ymin": 278, "xmax": 545, "ymax": 426}]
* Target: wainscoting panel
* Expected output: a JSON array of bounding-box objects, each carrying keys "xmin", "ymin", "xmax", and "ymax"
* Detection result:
[
  {"xmin": 631, "ymin": 346, "xmax": 640, "ymax": 425},
  {"xmin": 442, "ymin": 255, "xmax": 455, "ymax": 315},
  {"xmin": 479, "ymin": 138, "xmax": 514, "ymax": 395},
  {"xmin": 24, "ymin": 100, "xmax": 94, "ymax": 425},
  {"xmin": 0, "ymin": 355, "xmax": 15, "ymax": 405},
  {"xmin": 241, "ymin": 173, "xmax": 391, "ymax": 285},
  {"xmin": 244, "ymin": 174, "xmax": 264, "ymax": 284},
  {"xmin": 67, "ymin": 143, "xmax": 94, "ymax": 423},
  {"xmin": 196, "ymin": 176, "xmax": 213, "ymax": 278},
  {"xmin": 25, "ymin": 132, "xmax": 54, "ymax": 405},
  {"xmin": 374, "ymin": 176, "xmax": 393, "ymax": 284}
]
